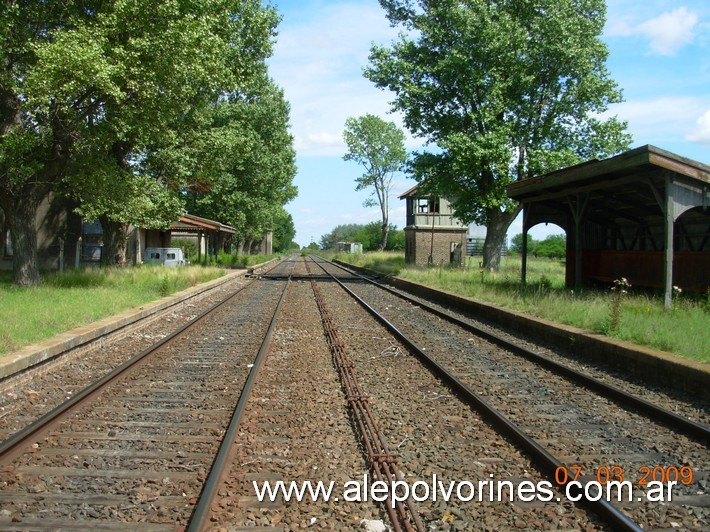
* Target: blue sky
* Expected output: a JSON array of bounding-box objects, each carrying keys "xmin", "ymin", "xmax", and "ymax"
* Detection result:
[{"xmin": 268, "ymin": 1, "xmax": 710, "ymax": 247}]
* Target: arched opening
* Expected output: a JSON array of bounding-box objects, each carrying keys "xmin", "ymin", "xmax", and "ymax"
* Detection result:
[{"xmin": 508, "ymin": 146, "xmax": 709, "ymax": 307}]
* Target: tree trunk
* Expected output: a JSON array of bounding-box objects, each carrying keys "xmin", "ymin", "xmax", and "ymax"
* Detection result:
[
  {"xmin": 3, "ymin": 193, "xmax": 43, "ymax": 285},
  {"xmin": 482, "ymin": 206, "xmax": 521, "ymax": 272},
  {"xmin": 99, "ymin": 216, "xmax": 130, "ymax": 266},
  {"xmin": 379, "ymin": 221, "xmax": 389, "ymax": 251},
  {"xmin": 1, "ymin": 96, "xmax": 72, "ymax": 284}
]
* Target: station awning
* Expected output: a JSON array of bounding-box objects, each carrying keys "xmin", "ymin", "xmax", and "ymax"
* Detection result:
[
  {"xmin": 507, "ymin": 145, "xmax": 710, "ymax": 307},
  {"xmin": 170, "ymin": 213, "xmax": 236, "ymax": 234}
]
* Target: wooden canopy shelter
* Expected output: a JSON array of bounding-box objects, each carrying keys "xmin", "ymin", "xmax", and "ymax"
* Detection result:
[
  {"xmin": 507, "ymin": 145, "xmax": 709, "ymax": 308},
  {"xmin": 168, "ymin": 213, "xmax": 236, "ymax": 262}
]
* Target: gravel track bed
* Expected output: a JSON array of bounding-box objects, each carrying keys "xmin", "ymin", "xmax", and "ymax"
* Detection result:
[
  {"xmin": 316, "ymin": 278, "xmax": 601, "ymax": 530},
  {"xmin": 374, "ymin": 276, "xmax": 709, "ymax": 426},
  {"xmin": 2, "ymin": 255, "xmax": 704, "ymax": 529},
  {"xmin": 0, "ymin": 273, "xmax": 253, "ymax": 441},
  {"xmin": 332, "ymin": 275, "xmax": 708, "ymax": 530},
  {"xmin": 212, "ymin": 274, "xmax": 387, "ymax": 530},
  {"xmin": 0, "ymin": 273, "xmax": 288, "ymax": 526}
]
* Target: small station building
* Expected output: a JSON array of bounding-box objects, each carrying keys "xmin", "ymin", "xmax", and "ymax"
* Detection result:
[
  {"xmin": 0, "ymin": 195, "xmax": 244, "ymax": 271},
  {"xmin": 507, "ymin": 145, "xmax": 709, "ymax": 307},
  {"xmin": 166, "ymin": 213, "xmax": 238, "ymax": 263},
  {"xmin": 400, "ymin": 184, "xmax": 467, "ymax": 266}
]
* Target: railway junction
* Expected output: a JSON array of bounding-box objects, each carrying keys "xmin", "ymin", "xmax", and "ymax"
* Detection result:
[{"xmin": 0, "ymin": 256, "xmax": 707, "ymax": 530}]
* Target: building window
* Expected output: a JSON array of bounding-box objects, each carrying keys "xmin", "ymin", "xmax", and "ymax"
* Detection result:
[
  {"xmin": 82, "ymin": 220, "xmax": 103, "ymax": 261},
  {"xmin": 416, "ymin": 197, "xmax": 439, "ymax": 214}
]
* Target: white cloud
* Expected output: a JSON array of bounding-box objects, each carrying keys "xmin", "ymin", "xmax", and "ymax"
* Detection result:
[
  {"xmin": 270, "ymin": 2, "xmax": 410, "ymax": 156},
  {"xmin": 605, "ymin": 96, "xmax": 709, "ymax": 142},
  {"xmin": 686, "ymin": 109, "xmax": 710, "ymax": 145},
  {"xmin": 607, "ymin": 7, "xmax": 698, "ymax": 56}
]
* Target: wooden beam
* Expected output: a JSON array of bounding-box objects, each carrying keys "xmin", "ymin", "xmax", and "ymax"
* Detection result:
[{"xmin": 663, "ymin": 175, "xmax": 674, "ymax": 309}]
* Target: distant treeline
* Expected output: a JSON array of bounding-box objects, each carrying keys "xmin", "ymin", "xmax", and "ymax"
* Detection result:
[
  {"xmin": 319, "ymin": 223, "xmax": 405, "ymax": 252},
  {"xmin": 510, "ymin": 234, "xmax": 566, "ymax": 259}
]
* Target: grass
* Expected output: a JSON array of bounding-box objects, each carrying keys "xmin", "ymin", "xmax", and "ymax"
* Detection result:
[
  {"xmin": 0, "ymin": 265, "xmax": 226, "ymax": 356},
  {"xmin": 332, "ymin": 251, "xmax": 709, "ymax": 363}
]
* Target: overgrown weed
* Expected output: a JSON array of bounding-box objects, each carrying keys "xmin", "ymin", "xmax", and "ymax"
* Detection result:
[
  {"xmin": 336, "ymin": 252, "xmax": 708, "ymax": 362},
  {"xmin": 0, "ymin": 265, "xmax": 226, "ymax": 356}
]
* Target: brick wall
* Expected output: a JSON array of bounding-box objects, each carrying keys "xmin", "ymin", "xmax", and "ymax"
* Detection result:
[{"xmin": 405, "ymin": 227, "xmax": 467, "ymax": 266}]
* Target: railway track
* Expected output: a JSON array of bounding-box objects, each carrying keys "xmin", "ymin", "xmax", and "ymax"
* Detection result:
[
  {"xmin": 0, "ymin": 259, "xmax": 296, "ymax": 529},
  {"xmin": 308, "ymin": 255, "xmax": 709, "ymax": 530},
  {"xmin": 0, "ymin": 255, "xmax": 706, "ymax": 529}
]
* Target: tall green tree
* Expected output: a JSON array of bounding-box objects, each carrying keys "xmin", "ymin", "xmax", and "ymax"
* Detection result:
[
  {"xmin": 0, "ymin": 0, "xmax": 279, "ymax": 279},
  {"xmin": 62, "ymin": 0, "xmax": 279, "ymax": 265},
  {"xmin": 366, "ymin": 0, "xmax": 632, "ymax": 271},
  {"xmin": 0, "ymin": 1, "xmax": 100, "ymax": 284},
  {"xmin": 343, "ymin": 114, "xmax": 407, "ymax": 251},
  {"xmin": 186, "ymin": 73, "xmax": 297, "ymax": 253},
  {"xmin": 272, "ymin": 209, "xmax": 296, "ymax": 253}
]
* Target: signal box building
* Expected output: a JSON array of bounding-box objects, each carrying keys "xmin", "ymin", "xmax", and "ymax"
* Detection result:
[
  {"xmin": 400, "ymin": 184, "xmax": 467, "ymax": 266},
  {"xmin": 507, "ymin": 145, "xmax": 709, "ymax": 307}
]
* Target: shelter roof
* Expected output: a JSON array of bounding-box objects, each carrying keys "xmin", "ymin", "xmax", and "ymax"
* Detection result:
[
  {"xmin": 170, "ymin": 213, "xmax": 236, "ymax": 234},
  {"xmin": 507, "ymin": 145, "xmax": 709, "ymax": 228}
]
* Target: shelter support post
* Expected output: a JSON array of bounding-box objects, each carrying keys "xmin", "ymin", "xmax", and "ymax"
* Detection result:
[
  {"xmin": 75, "ymin": 236, "xmax": 82, "ymax": 268},
  {"xmin": 521, "ymin": 205, "xmax": 530, "ymax": 285},
  {"xmin": 134, "ymin": 229, "xmax": 142, "ymax": 265},
  {"xmin": 567, "ymin": 193, "xmax": 589, "ymax": 290},
  {"xmin": 198, "ymin": 231, "xmax": 203, "ymax": 263},
  {"xmin": 663, "ymin": 194, "xmax": 674, "ymax": 309},
  {"xmin": 649, "ymin": 176, "xmax": 675, "ymax": 310}
]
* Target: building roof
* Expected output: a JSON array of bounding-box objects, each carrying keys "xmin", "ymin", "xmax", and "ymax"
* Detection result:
[
  {"xmin": 508, "ymin": 144, "xmax": 709, "ymax": 202},
  {"xmin": 506, "ymin": 145, "xmax": 709, "ymax": 228},
  {"xmin": 170, "ymin": 213, "xmax": 236, "ymax": 234},
  {"xmin": 399, "ymin": 183, "xmax": 421, "ymax": 199}
]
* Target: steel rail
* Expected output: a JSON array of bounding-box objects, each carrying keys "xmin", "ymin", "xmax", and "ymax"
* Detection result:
[
  {"xmin": 315, "ymin": 256, "xmax": 710, "ymax": 445},
  {"xmin": 188, "ymin": 260, "xmax": 296, "ymax": 530},
  {"xmin": 310, "ymin": 257, "xmax": 641, "ymax": 532},
  {"xmin": 0, "ymin": 263, "xmax": 283, "ymax": 465},
  {"xmin": 309, "ymin": 276, "xmax": 425, "ymax": 532}
]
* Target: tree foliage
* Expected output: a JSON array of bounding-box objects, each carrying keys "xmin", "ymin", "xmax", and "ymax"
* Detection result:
[
  {"xmin": 343, "ymin": 114, "xmax": 407, "ymax": 250},
  {"xmin": 272, "ymin": 209, "xmax": 297, "ymax": 253},
  {"xmin": 319, "ymin": 222, "xmax": 404, "ymax": 252},
  {"xmin": 0, "ymin": 0, "xmax": 288, "ymax": 280},
  {"xmin": 511, "ymin": 233, "xmax": 566, "ymax": 259},
  {"xmin": 533, "ymin": 234, "xmax": 567, "ymax": 259},
  {"xmin": 185, "ymin": 73, "xmax": 297, "ymax": 253},
  {"xmin": 366, "ymin": 0, "xmax": 632, "ymax": 271},
  {"xmin": 510, "ymin": 233, "xmax": 534, "ymax": 254},
  {"xmin": 319, "ymin": 224, "xmax": 363, "ymax": 250}
]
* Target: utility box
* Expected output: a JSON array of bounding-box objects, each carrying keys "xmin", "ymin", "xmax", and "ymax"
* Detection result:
[
  {"xmin": 144, "ymin": 247, "xmax": 185, "ymax": 266},
  {"xmin": 336, "ymin": 242, "xmax": 363, "ymax": 254}
]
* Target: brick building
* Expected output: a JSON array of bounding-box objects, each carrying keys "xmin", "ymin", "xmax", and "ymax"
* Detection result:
[{"xmin": 399, "ymin": 184, "xmax": 467, "ymax": 266}]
